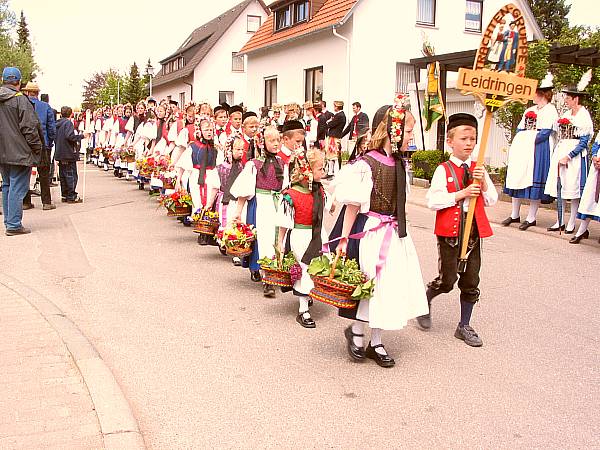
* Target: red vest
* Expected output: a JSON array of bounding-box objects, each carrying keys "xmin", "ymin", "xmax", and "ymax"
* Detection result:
[
  {"xmin": 277, "ymin": 150, "xmax": 293, "ymax": 166},
  {"xmin": 285, "ymin": 186, "xmax": 323, "ymax": 227},
  {"xmin": 434, "ymin": 161, "xmax": 493, "ymax": 238}
]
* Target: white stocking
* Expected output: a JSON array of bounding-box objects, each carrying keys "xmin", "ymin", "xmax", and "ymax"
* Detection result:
[
  {"xmin": 511, "ymin": 198, "xmax": 521, "ymax": 219},
  {"xmin": 567, "ymin": 199, "xmax": 580, "ymax": 232},
  {"xmin": 351, "ymin": 321, "xmax": 365, "ymax": 348},
  {"xmin": 576, "ymin": 218, "xmax": 591, "ymax": 237},
  {"xmin": 298, "ymin": 296, "xmax": 310, "ymax": 314},
  {"xmin": 526, "ymin": 200, "xmax": 540, "ymax": 223}
]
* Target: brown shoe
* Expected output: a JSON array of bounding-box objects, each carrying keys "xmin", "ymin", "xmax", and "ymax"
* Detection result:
[
  {"xmin": 5, "ymin": 227, "xmax": 32, "ymax": 236},
  {"xmin": 66, "ymin": 197, "xmax": 83, "ymax": 204},
  {"xmin": 22, "ymin": 203, "xmax": 34, "ymax": 210},
  {"xmin": 42, "ymin": 204, "xmax": 57, "ymax": 210}
]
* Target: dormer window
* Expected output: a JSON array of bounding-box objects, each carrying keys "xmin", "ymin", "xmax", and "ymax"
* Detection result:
[{"xmin": 274, "ymin": 1, "xmax": 310, "ymax": 32}]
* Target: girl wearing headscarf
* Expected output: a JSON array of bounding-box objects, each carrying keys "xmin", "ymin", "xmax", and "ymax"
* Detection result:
[
  {"xmin": 276, "ymin": 148, "xmax": 327, "ymax": 328},
  {"xmin": 230, "ymin": 126, "xmax": 287, "ymax": 295},
  {"xmin": 328, "ymin": 95, "xmax": 429, "ymax": 368}
]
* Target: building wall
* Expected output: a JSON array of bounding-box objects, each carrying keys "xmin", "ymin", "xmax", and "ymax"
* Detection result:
[
  {"xmin": 245, "ymin": 21, "xmax": 350, "ymax": 113},
  {"xmin": 192, "ymin": 1, "xmax": 267, "ymax": 105},
  {"xmin": 152, "ymin": 78, "xmax": 193, "ymax": 107}
]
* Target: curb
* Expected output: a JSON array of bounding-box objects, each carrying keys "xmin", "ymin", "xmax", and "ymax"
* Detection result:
[{"xmin": 0, "ymin": 272, "xmax": 146, "ymax": 450}]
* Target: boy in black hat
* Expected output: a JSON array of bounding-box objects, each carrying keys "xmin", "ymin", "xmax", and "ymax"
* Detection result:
[{"xmin": 419, "ymin": 113, "xmax": 498, "ymax": 347}]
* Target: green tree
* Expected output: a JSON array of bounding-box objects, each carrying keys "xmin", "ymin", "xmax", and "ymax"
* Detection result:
[
  {"xmin": 122, "ymin": 62, "xmax": 146, "ymax": 105},
  {"xmin": 0, "ymin": 2, "xmax": 37, "ymax": 83},
  {"xmin": 527, "ymin": 0, "xmax": 571, "ymax": 42},
  {"xmin": 81, "ymin": 71, "xmax": 107, "ymax": 111},
  {"xmin": 96, "ymin": 69, "xmax": 124, "ymax": 107}
]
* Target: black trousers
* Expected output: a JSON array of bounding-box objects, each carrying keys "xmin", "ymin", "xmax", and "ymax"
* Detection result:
[
  {"xmin": 426, "ymin": 235, "xmax": 481, "ymax": 304},
  {"xmin": 23, "ymin": 164, "xmax": 52, "ymax": 206},
  {"xmin": 58, "ymin": 161, "xmax": 78, "ymax": 201}
]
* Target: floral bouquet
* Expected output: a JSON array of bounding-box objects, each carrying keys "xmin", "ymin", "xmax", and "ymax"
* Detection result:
[
  {"xmin": 154, "ymin": 155, "xmax": 171, "ymax": 175},
  {"xmin": 159, "ymin": 169, "xmax": 178, "ymax": 190},
  {"xmin": 93, "ymin": 147, "xmax": 102, "ymax": 157},
  {"xmin": 558, "ymin": 118, "xmax": 575, "ymax": 140},
  {"xmin": 193, "ymin": 208, "xmax": 220, "ymax": 235},
  {"xmin": 137, "ymin": 157, "xmax": 156, "ymax": 178},
  {"xmin": 217, "ymin": 222, "xmax": 256, "ymax": 257},
  {"xmin": 121, "ymin": 146, "xmax": 136, "ymax": 163},
  {"xmin": 307, "ymin": 254, "xmax": 374, "ymax": 308},
  {"xmin": 524, "ymin": 111, "xmax": 537, "ymax": 130},
  {"xmin": 258, "ymin": 251, "xmax": 301, "ymax": 288},
  {"xmin": 159, "ymin": 190, "xmax": 193, "ymax": 217},
  {"xmin": 102, "ymin": 146, "xmax": 113, "ymax": 160}
]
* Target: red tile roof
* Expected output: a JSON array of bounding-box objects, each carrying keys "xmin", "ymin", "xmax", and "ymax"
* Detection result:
[{"xmin": 240, "ymin": 0, "xmax": 358, "ymax": 54}]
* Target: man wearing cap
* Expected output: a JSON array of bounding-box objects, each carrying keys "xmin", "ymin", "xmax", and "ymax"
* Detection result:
[
  {"xmin": 0, "ymin": 67, "xmax": 43, "ymax": 235},
  {"xmin": 22, "ymin": 81, "xmax": 56, "ymax": 210}
]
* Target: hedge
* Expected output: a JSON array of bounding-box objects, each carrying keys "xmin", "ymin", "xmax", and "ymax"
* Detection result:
[{"xmin": 411, "ymin": 150, "xmax": 450, "ymax": 181}]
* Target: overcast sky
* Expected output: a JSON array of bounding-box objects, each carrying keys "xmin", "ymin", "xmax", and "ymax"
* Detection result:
[{"xmin": 7, "ymin": 0, "xmax": 595, "ymax": 108}]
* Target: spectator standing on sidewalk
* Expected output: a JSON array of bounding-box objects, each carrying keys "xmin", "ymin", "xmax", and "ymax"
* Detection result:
[
  {"xmin": 55, "ymin": 106, "xmax": 86, "ymax": 203},
  {"xmin": 0, "ymin": 67, "xmax": 42, "ymax": 235},
  {"xmin": 22, "ymin": 81, "xmax": 56, "ymax": 210}
]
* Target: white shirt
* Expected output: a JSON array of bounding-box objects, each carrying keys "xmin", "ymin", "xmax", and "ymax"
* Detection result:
[{"xmin": 426, "ymin": 155, "xmax": 498, "ymax": 212}]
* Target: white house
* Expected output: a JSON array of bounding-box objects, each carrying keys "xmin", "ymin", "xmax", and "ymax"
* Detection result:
[
  {"xmin": 240, "ymin": 0, "xmax": 543, "ymax": 167},
  {"xmin": 152, "ymin": 0, "xmax": 268, "ymax": 107}
]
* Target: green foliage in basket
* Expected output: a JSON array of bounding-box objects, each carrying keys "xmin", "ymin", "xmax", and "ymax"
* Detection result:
[
  {"xmin": 307, "ymin": 255, "xmax": 374, "ymax": 300},
  {"xmin": 258, "ymin": 252, "xmax": 297, "ymax": 271}
]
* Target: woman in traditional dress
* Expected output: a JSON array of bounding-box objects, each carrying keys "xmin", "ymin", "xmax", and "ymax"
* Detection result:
[
  {"xmin": 545, "ymin": 83, "xmax": 593, "ymax": 234},
  {"xmin": 329, "ymin": 97, "xmax": 429, "ymax": 368},
  {"xmin": 502, "ymin": 76, "xmax": 557, "ymax": 230},
  {"xmin": 571, "ymin": 131, "xmax": 600, "ymax": 244}
]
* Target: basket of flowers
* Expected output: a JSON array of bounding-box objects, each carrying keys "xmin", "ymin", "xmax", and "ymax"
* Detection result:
[
  {"xmin": 154, "ymin": 156, "xmax": 171, "ymax": 176},
  {"xmin": 557, "ymin": 118, "xmax": 575, "ymax": 140},
  {"xmin": 193, "ymin": 209, "xmax": 220, "ymax": 235},
  {"xmin": 217, "ymin": 223, "xmax": 256, "ymax": 258},
  {"xmin": 121, "ymin": 147, "xmax": 136, "ymax": 163},
  {"xmin": 159, "ymin": 190, "xmax": 193, "ymax": 217},
  {"xmin": 258, "ymin": 251, "xmax": 301, "ymax": 288},
  {"xmin": 92, "ymin": 147, "xmax": 102, "ymax": 157},
  {"xmin": 102, "ymin": 147, "xmax": 113, "ymax": 160},
  {"xmin": 307, "ymin": 254, "xmax": 374, "ymax": 309},
  {"xmin": 138, "ymin": 157, "xmax": 156, "ymax": 178},
  {"xmin": 524, "ymin": 111, "xmax": 537, "ymax": 130},
  {"xmin": 159, "ymin": 170, "xmax": 177, "ymax": 190}
]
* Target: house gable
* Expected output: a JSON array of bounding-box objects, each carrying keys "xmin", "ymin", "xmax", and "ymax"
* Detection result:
[
  {"xmin": 240, "ymin": 0, "xmax": 358, "ymax": 55},
  {"xmin": 153, "ymin": 0, "xmax": 268, "ymax": 88}
]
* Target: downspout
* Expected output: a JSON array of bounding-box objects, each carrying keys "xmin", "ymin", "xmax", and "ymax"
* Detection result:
[
  {"xmin": 183, "ymin": 80, "xmax": 194, "ymax": 103},
  {"xmin": 332, "ymin": 26, "xmax": 351, "ymax": 123}
]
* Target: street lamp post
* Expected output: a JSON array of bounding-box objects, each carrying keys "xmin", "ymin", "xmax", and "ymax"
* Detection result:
[{"xmin": 146, "ymin": 61, "xmax": 155, "ymax": 98}]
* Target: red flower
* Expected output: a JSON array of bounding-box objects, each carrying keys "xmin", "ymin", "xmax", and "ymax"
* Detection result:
[
  {"xmin": 171, "ymin": 192, "xmax": 180, "ymax": 201},
  {"xmin": 558, "ymin": 118, "xmax": 571, "ymax": 125},
  {"xmin": 525, "ymin": 111, "xmax": 537, "ymax": 119}
]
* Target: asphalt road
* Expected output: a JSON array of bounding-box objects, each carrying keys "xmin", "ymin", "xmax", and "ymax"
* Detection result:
[{"xmin": 2, "ymin": 165, "xmax": 598, "ymax": 449}]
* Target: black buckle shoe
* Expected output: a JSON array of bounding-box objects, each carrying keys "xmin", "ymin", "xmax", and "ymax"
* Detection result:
[
  {"xmin": 365, "ymin": 343, "xmax": 395, "ymax": 368},
  {"xmin": 454, "ymin": 324, "xmax": 483, "ymax": 347},
  {"xmin": 501, "ymin": 216, "xmax": 520, "ymax": 226},
  {"xmin": 547, "ymin": 224, "xmax": 565, "ymax": 232},
  {"xmin": 250, "ymin": 270, "xmax": 262, "ymax": 282},
  {"xmin": 296, "ymin": 312, "xmax": 316, "ymax": 328},
  {"xmin": 344, "ymin": 326, "xmax": 365, "ymax": 361},
  {"xmin": 518, "ymin": 220, "xmax": 536, "ymax": 231}
]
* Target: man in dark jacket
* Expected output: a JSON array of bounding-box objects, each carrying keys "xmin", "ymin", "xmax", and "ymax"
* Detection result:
[
  {"xmin": 315, "ymin": 101, "xmax": 333, "ymax": 148},
  {"xmin": 341, "ymin": 101, "xmax": 369, "ymax": 140},
  {"xmin": 325, "ymin": 100, "xmax": 347, "ymax": 176},
  {"xmin": 22, "ymin": 81, "xmax": 56, "ymax": 210},
  {"xmin": 54, "ymin": 106, "xmax": 85, "ymax": 203},
  {"xmin": 0, "ymin": 67, "xmax": 42, "ymax": 235}
]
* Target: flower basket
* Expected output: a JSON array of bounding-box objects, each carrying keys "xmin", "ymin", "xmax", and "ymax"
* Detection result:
[
  {"xmin": 121, "ymin": 147, "xmax": 136, "ymax": 163},
  {"xmin": 193, "ymin": 209, "xmax": 220, "ymax": 235},
  {"xmin": 225, "ymin": 240, "xmax": 254, "ymax": 258},
  {"xmin": 166, "ymin": 205, "xmax": 191, "ymax": 217},
  {"xmin": 307, "ymin": 254, "xmax": 373, "ymax": 309},
  {"xmin": 163, "ymin": 180, "xmax": 175, "ymax": 189},
  {"xmin": 262, "ymin": 268, "xmax": 293, "ymax": 287},
  {"xmin": 160, "ymin": 190, "xmax": 193, "ymax": 217},
  {"xmin": 218, "ymin": 223, "xmax": 256, "ymax": 257}
]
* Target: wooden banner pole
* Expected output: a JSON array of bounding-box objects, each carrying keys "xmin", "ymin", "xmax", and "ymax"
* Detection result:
[{"xmin": 458, "ymin": 109, "xmax": 493, "ymax": 265}]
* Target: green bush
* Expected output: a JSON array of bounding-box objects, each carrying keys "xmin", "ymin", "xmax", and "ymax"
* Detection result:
[{"xmin": 411, "ymin": 150, "xmax": 450, "ymax": 181}]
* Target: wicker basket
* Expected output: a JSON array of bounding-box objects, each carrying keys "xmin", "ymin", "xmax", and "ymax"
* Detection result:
[
  {"xmin": 308, "ymin": 254, "xmax": 359, "ymax": 309},
  {"xmin": 261, "ymin": 267, "xmax": 293, "ymax": 288},
  {"xmin": 167, "ymin": 205, "xmax": 192, "ymax": 217},
  {"xmin": 122, "ymin": 155, "xmax": 135, "ymax": 163},
  {"xmin": 139, "ymin": 169, "xmax": 153, "ymax": 178},
  {"xmin": 193, "ymin": 219, "xmax": 219, "ymax": 235},
  {"xmin": 225, "ymin": 240, "xmax": 254, "ymax": 258},
  {"xmin": 162, "ymin": 180, "xmax": 175, "ymax": 189}
]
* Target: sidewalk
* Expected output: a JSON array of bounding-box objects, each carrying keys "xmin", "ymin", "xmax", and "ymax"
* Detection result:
[
  {"xmin": 408, "ymin": 185, "xmax": 600, "ymax": 243},
  {"xmin": 0, "ymin": 282, "xmax": 104, "ymax": 449}
]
